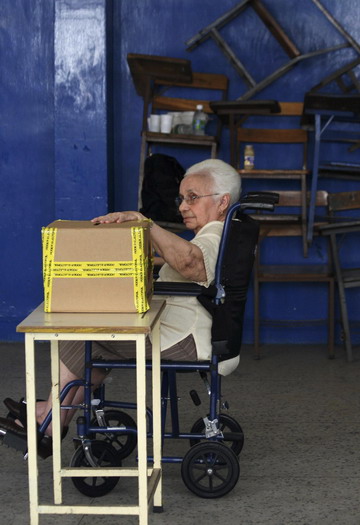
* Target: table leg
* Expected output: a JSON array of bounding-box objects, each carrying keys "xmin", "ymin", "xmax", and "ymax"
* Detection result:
[
  {"xmin": 25, "ymin": 333, "xmax": 39, "ymax": 525},
  {"xmin": 152, "ymin": 317, "xmax": 162, "ymax": 510},
  {"xmin": 136, "ymin": 334, "xmax": 148, "ymax": 525},
  {"xmin": 50, "ymin": 339, "xmax": 62, "ymax": 504}
]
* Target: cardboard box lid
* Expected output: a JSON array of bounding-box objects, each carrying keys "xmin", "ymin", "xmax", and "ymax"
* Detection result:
[{"xmin": 44, "ymin": 220, "xmax": 151, "ymax": 262}]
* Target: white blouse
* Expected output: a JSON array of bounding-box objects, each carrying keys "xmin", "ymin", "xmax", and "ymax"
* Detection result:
[{"xmin": 157, "ymin": 221, "xmax": 240, "ymax": 376}]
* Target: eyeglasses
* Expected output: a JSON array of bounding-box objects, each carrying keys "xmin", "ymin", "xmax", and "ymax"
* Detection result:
[{"xmin": 175, "ymin": 193, "xmax": 220, "ymax": 207}]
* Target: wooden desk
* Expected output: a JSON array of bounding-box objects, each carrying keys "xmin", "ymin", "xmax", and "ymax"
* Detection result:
[{"xmin": 16, "ymin": 299, "xmax": 166, "ymax": 525}]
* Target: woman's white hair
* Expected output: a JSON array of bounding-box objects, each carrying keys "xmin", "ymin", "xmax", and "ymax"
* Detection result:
[{"xmin": 185, "ymin": 159, "xmax": 241, "ymax": 205}]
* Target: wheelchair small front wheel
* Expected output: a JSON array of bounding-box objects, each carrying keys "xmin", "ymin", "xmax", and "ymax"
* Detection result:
[
  {"xmin": 70, "ymin": 440, "xmax": 121, "ymax": 497},
  {"xmin": 90, "ymin": 410, "xmax": 137, "ymax": 460},
  {"xmin": 181, "ymin": 441, "xmax": 240, "ymax": 498},
  {"xmin": 189, "ymin": 414, "xmax": 244, "ymax": 455}
]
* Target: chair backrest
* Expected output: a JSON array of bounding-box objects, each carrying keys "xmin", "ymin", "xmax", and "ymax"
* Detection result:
[
  {"xmin": 237, "ymin": 102, "xmax": 308, "ymax": 170},
  {"xmin": 238, "ymin": 128, "xmax": 307, "ymax": 144},
  {"xmin": 152, "ymin": 72, "xmax": 228, "ymax": 114},
  {"xmin": 149, "ymin": 72, "xmax": 228, "ymax": 138},
  {"xmin": 255, "ymin": 190, "xmax": 328, "ymax": 238},
  {"xmin": 328, "ymin": 190, "xmax": 360, "ymax": 214}
]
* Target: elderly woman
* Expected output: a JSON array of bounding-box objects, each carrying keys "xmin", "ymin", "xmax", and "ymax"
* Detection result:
[{"xmin": 0, "ymin": 158, "xmax": 241, "ymax": 456}]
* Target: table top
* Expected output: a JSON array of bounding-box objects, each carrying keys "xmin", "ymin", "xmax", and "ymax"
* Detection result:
[{"xmin": 16, "ymin": 299, "xmax": 166, "ymax": 334}]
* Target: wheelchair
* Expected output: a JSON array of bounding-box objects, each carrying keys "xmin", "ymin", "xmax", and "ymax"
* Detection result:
[
  {"xmin": 62, "ymin": 192, "xmax": 278, "ymax": 499},
  {"xmin": 4, "ymin": 192, "xmax": 277, "ymax": 499}
]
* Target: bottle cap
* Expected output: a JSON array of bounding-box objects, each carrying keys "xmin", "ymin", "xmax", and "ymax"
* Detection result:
[{"xmin": 196, "ymin": 104, "xmax": 203, "ymax": 110}]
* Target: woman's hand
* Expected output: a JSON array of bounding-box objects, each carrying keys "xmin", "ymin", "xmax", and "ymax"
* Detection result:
[{"xmin": 91, "ymin": 211, "xmax": 146, "ymax": 224}]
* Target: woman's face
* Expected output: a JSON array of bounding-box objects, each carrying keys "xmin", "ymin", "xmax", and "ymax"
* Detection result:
[{"xmin": 178, "ymin": 174, "xmax": 226, "ymax": 234}]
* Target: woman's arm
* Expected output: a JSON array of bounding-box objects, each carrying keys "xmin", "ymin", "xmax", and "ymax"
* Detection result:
[{"xmin": 91, "ymin": 212, "xmax": 207, "ymax": 282}]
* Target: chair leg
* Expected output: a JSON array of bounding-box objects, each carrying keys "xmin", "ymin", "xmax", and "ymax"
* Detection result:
[
  {"xmin": 330, "ymin": 235, "xmax": 353, "ymax": 362},
  {"xmin": 337, "ymin": 284, "xmax": 353, "ymax": 362},
  {"xmin": 301, "ymin": 174, "xmax": 308, "ymax": 257},
  {"xmin": 328, "ymin": 278, "xmax": 335, "ymax": 359},
  {"xmin": 210, "ymin": 143, "xmax": 217, "ymax": 159},
  {"xmin": 253, "ymin": 274, "xmax": 260, "ymax": 359}
]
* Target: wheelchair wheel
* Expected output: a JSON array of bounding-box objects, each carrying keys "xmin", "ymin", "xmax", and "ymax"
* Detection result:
[
  {"xmin": 189, "ymin": 414, "xmax": 244, "ymax": 455},
  {"xmin": 91, "ymin": 410, "xmax": 137, "ymax": 460},
  {"xmin": 70, "ymin": 440, "xmax": 121, "ymax": 497},
  {"xmin": 181, "ymin": 441, "xmax": 240, "ymax": 499}
]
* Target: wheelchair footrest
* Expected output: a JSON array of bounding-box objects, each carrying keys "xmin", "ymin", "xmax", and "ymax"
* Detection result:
[{"xmin": 2, "ymin": 430, "xmax": 28, "ymax": 454}]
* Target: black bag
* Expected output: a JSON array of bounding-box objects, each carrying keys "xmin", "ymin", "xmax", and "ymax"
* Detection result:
[{"xmin": 140, "ymin": 154, "xmax": 185, "ymax": 223}]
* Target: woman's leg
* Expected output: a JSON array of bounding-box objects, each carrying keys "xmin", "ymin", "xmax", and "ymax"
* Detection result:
[{"xmin": 36, "ymin": 361, "xmax": 107, "ymax": 436}]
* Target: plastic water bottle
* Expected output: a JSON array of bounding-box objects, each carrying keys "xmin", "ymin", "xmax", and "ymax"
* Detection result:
[{"xmin": 192, "ymin": 104, "xmax": 207, "ymax": 135}]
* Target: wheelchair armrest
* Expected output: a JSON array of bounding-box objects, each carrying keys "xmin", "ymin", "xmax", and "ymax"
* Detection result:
[
  {"xmin": 238, "ymin": 192, "xmax": 279, "ymax": 214},
  {"xmin": 153, "ymin": 281, "xmax": 205, "ymax": 296},
  {"xmin": 241, "ymin": 191, "xmax": 280, "ymax": 205}
]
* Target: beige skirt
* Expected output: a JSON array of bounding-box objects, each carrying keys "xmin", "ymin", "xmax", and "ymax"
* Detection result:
[{"xmin": 59, "ymin": 334, "xmax": 197, "ymax": 378}]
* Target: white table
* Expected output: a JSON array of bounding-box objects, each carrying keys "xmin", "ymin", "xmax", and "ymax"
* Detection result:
[{"xmin": 16, "ymin": 298, "xmax": 166, "ymax": 524}]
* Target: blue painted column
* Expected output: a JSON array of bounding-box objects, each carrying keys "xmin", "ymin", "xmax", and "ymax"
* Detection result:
[{"xmin": 54, "ymin": 0, "xmax": 111, "ymax": 219}]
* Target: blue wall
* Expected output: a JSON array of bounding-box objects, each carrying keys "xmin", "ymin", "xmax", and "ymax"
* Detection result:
[{"xmin": 1, "ymin": 0, "xmax": 360, "ymax": 344}]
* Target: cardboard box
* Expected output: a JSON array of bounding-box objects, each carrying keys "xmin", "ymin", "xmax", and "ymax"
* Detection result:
[{"xmin": 42, "ymin": 220, "xmax": 153, "ymax": 313}]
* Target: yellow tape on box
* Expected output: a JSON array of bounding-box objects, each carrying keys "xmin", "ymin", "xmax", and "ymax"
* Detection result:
[{"xmin": 42, "ymin": 221, "xmax": 152, "ymax": 313}]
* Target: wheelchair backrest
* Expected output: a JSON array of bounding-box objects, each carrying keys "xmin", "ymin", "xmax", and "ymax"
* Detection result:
[{"xmin": 198, "ymin": 207, "xmax": 260, "ymax": 361}]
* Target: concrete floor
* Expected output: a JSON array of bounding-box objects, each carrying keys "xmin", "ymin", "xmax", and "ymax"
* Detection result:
[{"xmin": 0, "ymin": 341, "xmax": 359, "ymax": 525}]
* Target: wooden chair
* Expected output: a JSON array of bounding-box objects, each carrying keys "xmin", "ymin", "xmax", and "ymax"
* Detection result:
[
  {"xmin": 237, "ymin": 102, "xmax": 309, "ymax": 256},
  {"xmin": 137, "ymin": 71, "xmax": 228, "ymax": 208},
  {"xmin": 253, "ymin": 190, "xmax": 334, "ymax": 359},
  {"xmin": 318, "ymin": 190, "xmax": 360, "ymax": 362}
]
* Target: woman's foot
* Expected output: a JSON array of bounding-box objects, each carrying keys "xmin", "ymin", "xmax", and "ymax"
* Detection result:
[
  {"xmin": 3, "ymin": 397, "xmax": 69, "ymax": 440},
  {"xmin": 0, "ymin": 416, "xmax": 60, "ymax": 459},
  {"xmin": 3, "ymin": 398, "xmax": 26, "ymax": 424}
]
